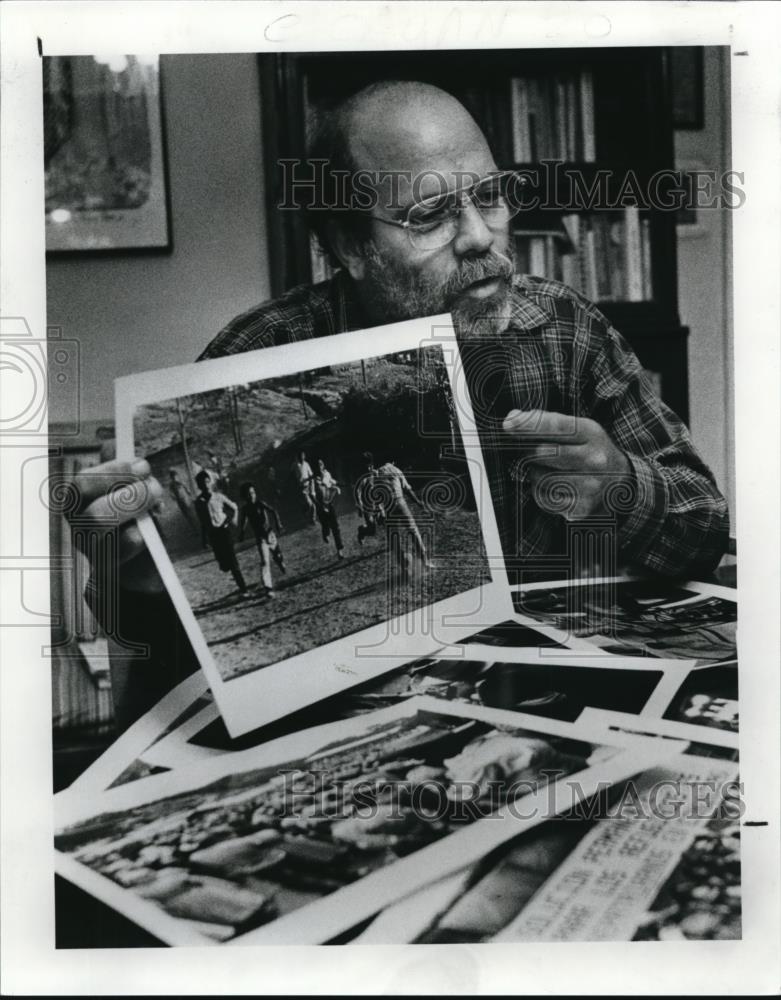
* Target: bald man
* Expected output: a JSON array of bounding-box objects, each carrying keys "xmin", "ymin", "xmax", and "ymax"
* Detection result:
[
  {"xmin": 200, "ymin": 82, "xmax": 728, "ymax": 578},
  {"xmin": 73, "ymin": 82, "xmax": 728, "ymax": 724}
]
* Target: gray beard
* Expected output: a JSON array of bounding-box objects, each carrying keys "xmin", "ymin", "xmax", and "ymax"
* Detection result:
[
  {"xmin": 448, "ymin": 285, "xmax": 514, "ymax": 339},
  {"xmin": 359, "ymin": 245, "xmax": 515, "ymax": 338}
]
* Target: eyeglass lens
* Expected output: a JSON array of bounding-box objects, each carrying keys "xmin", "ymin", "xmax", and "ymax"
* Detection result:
[{"xmin": 407, "ymin": 174, "xmax": 521, "ymax": 250}]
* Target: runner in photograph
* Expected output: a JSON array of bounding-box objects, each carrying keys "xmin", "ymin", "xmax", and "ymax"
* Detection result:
[
  {"xmin": 209, "ymin": 452, "xmax": 230, "ymax": 492},
  {"xmin": 355, "ymin": 451, "xmax": 384, "ymax": 546},
  {"xmin": 237, "ymin": 482, "xmax": 287, "ymax": 598},
  {"xmin": 376, "ymin": 457, "xmax": 432, "ymax": 576},
  {"xmin": 291, "ymin": 449, "xmax": 317, "ymax": 524},
  {"xmin": 193, "ymin": 470, "xmax": 249, "ymax": 599},
  {"xmin": 313, "ymin": 458, "xmax": 345, "ymax": 559}
]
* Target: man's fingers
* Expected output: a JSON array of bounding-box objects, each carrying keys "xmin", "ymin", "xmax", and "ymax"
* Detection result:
[
  {"xmin": 502, "ymin": 409, "xmax": 591, "ymax": 443},
  {"xmin": 78, "ymin": 475, "xmax": 164, "ymax": 530},
  {"xmin": 70, "ymin": 458, "xmax": 152, "ymax": 514},
  {"xmin": 526, "ymin": 465, "xmax": 601, "ymax": 520},
  {"xmin": 117, "ymin": 522, "xmax": 148, "ymax": 564},
  {"xmin": 522, "ymin": 444, "xmax": 590, "ymax": 470}
]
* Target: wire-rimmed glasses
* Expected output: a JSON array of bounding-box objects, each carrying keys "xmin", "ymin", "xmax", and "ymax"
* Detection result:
[{"xmin": 369, "ymin": 170, "xmax": 527, "ymax": 250}]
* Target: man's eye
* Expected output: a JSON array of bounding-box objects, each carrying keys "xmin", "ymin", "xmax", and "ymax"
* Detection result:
[
  {"xmin": 407, "ymin": 195, "xmax": 455, "ymax": 229},
  {"xmin": 408, "ymin": 207, "xmax": 450, "ymax": 230},
  {"xmin": 473, "ymin": 183, "xmax": 505, "ymax": 209}
]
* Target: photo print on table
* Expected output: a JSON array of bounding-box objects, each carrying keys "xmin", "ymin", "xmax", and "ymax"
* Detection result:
[
  {"xmin": 577, "ymin": 707, "xmax": 739, "ymax": 759},
  {"xmin": 98, "ymin": 649, "xmax": 682, "ymax": 781},
  {"xmin": 349, "ymin": 712, "xmax": 740, "ymax": 945},
  {"xmin": 63, "ymin": 626, "xmax": 692, "ymax": 793},
  {"xmin": 660, "ymin": 663, "xmax": 739, "ymax": 733},
  {"xmin": 116, "ymin": 316, "xmax": 512, "ymax": 736},
  {"xmin": 512, "ymin": 577, "xmax": 737, "ymax": 664},
  {"xmin": 54, "ymin": 695, "xmax": 680, "ymax": 946}
]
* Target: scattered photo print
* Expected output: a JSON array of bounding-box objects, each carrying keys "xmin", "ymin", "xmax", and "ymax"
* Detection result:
[
  {"xmin": 514, "ymin": 579, "xmax": 737, "ymax": 663},
  {"xmin": 55, "ymin": 700, "xmax": 657, "ymax": 945}
]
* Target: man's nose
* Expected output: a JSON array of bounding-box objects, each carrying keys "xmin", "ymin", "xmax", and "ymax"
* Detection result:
[{"xmin": 452, "ymin": 198, "xmax": 495, "ymax": 257}]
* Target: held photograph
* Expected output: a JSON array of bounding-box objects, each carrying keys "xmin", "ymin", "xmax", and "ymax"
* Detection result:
[{"xmin": 116, "ymin": 319, "xmax": 511, "ymax": 736}]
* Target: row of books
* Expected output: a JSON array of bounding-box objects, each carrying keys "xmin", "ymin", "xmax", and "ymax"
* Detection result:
[
  {"xmin": 514, "ymin": 207, "xmax": 652, "ymax": 303},
  {"xmin": 510, "ymin": 71, "xmax": 596, "ymax": 164}
]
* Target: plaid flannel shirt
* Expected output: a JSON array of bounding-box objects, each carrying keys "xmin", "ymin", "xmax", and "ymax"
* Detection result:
[{"xmin": 201, "ymin": 271, "xmax": 729, "ymax": 580}]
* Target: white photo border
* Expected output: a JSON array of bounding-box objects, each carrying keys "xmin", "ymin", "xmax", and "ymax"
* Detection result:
[
  {"xmin": 578, "ymin": 706, "xmax": 740, "ymax": 753},
  {"xmin": 67, "ymin": 670, "xmax": 212, "ymax": 795}
]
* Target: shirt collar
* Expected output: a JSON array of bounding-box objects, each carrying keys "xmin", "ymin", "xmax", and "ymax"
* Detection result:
[
  {"xmin": 506, "ymin": 275, "xmax": 553, "ymax": 332},
  {"xmin": 332, "ymin": 270, "xmax": 367, "ymax": 333}
]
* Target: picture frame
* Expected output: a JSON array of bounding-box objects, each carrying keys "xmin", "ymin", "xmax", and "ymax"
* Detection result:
[{"xmin": 44, "ymin": 54, "xmax": 171, "ymax": 252}]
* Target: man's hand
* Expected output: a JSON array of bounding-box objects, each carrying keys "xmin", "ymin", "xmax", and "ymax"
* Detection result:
[
  {"xmin": 67, "ymin": 448, "xmax": 165, "ymax": 591},
  {"xmin": 502, "ymin": 409, "xmax": 632, "ymax": 520}
]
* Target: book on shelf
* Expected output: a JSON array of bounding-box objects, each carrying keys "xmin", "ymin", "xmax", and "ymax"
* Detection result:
[
  {"xmin": 640, "ymin": 218, "xmax": 653, "ymax": 301},
  {"xmin": 624, "ymin": 206, "xmax": 643, "ymax": 302},
  {"xmin": 592, "ymin": 215, "xmax": 612, "ymax": 302},
  {"xmin": 565, "ymin": 76, "xmax": 578, "ymax": 164},
  {"xmin": 509, "ymin": 69, "xmax": 596, "ymax": 163},
  {"xmin": 514, "ymin": 209, "xmax": 652, "ymax": 304},
  {"xmin": 608, "ymin": 218, "xmax": 626, "ymax": 301},
  {"xmin": 509, "ymin": 78, "xmax": 528, "ymax": 163},
  {"xmin": 584, "ymin": 222, "xmax": 599, "ymax": 302},
  {"xmin": 579, "ymin": 69, "xmax": 596, "ymax": 162}
]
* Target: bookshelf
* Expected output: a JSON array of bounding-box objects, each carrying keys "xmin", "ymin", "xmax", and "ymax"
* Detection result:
[{"xmin": 259, "ymin": 48, "xmax": 689, "ymax": 421}]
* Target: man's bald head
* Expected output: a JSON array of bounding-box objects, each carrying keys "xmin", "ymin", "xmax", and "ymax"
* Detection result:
[
  {"xmin": 338, "ymin": 81, "xmax": 494, "ymax": 177},
  {"xmin": 305, "ymin": 81, "xmax": 497, "ymax": 259}
]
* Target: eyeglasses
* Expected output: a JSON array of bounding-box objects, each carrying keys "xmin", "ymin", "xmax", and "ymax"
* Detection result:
[{"xmin": 369, "ymin": 170, "xmax": 526, "ymax": 251}]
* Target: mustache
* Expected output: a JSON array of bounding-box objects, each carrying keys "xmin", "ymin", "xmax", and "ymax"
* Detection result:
[{"xmin": 443, "ymin": 250, "xmax": 515, "ymax": 302}]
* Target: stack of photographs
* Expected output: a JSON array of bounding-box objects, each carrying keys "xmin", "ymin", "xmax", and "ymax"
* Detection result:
[
  {"xmin": 56, "ymin": 698, "xmax": 687, "ymax": 945},
  {"xmin": 56, "ymin": 317, "xmax": 741, "ymax": 945}
]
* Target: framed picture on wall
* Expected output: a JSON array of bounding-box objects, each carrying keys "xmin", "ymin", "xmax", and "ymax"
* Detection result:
[{"xmin": 43, "ymin": 55, "xmax": 171, "ymax": 252}]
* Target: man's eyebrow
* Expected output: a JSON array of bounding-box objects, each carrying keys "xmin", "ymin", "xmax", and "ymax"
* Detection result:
[{"xmin": 403, "ymin": 186, "xmax": 454, "ymax": 216}]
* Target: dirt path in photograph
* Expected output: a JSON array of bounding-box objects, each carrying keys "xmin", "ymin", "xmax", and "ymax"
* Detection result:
[{"xmin": 174, "ymin": 508, "xmax": 489, "ymax": 681}]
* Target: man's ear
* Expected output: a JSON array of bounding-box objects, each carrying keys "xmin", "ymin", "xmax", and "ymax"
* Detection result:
[{"xmin": 326, "ymin": 219, "xmax": 367, "ymax": 281}]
